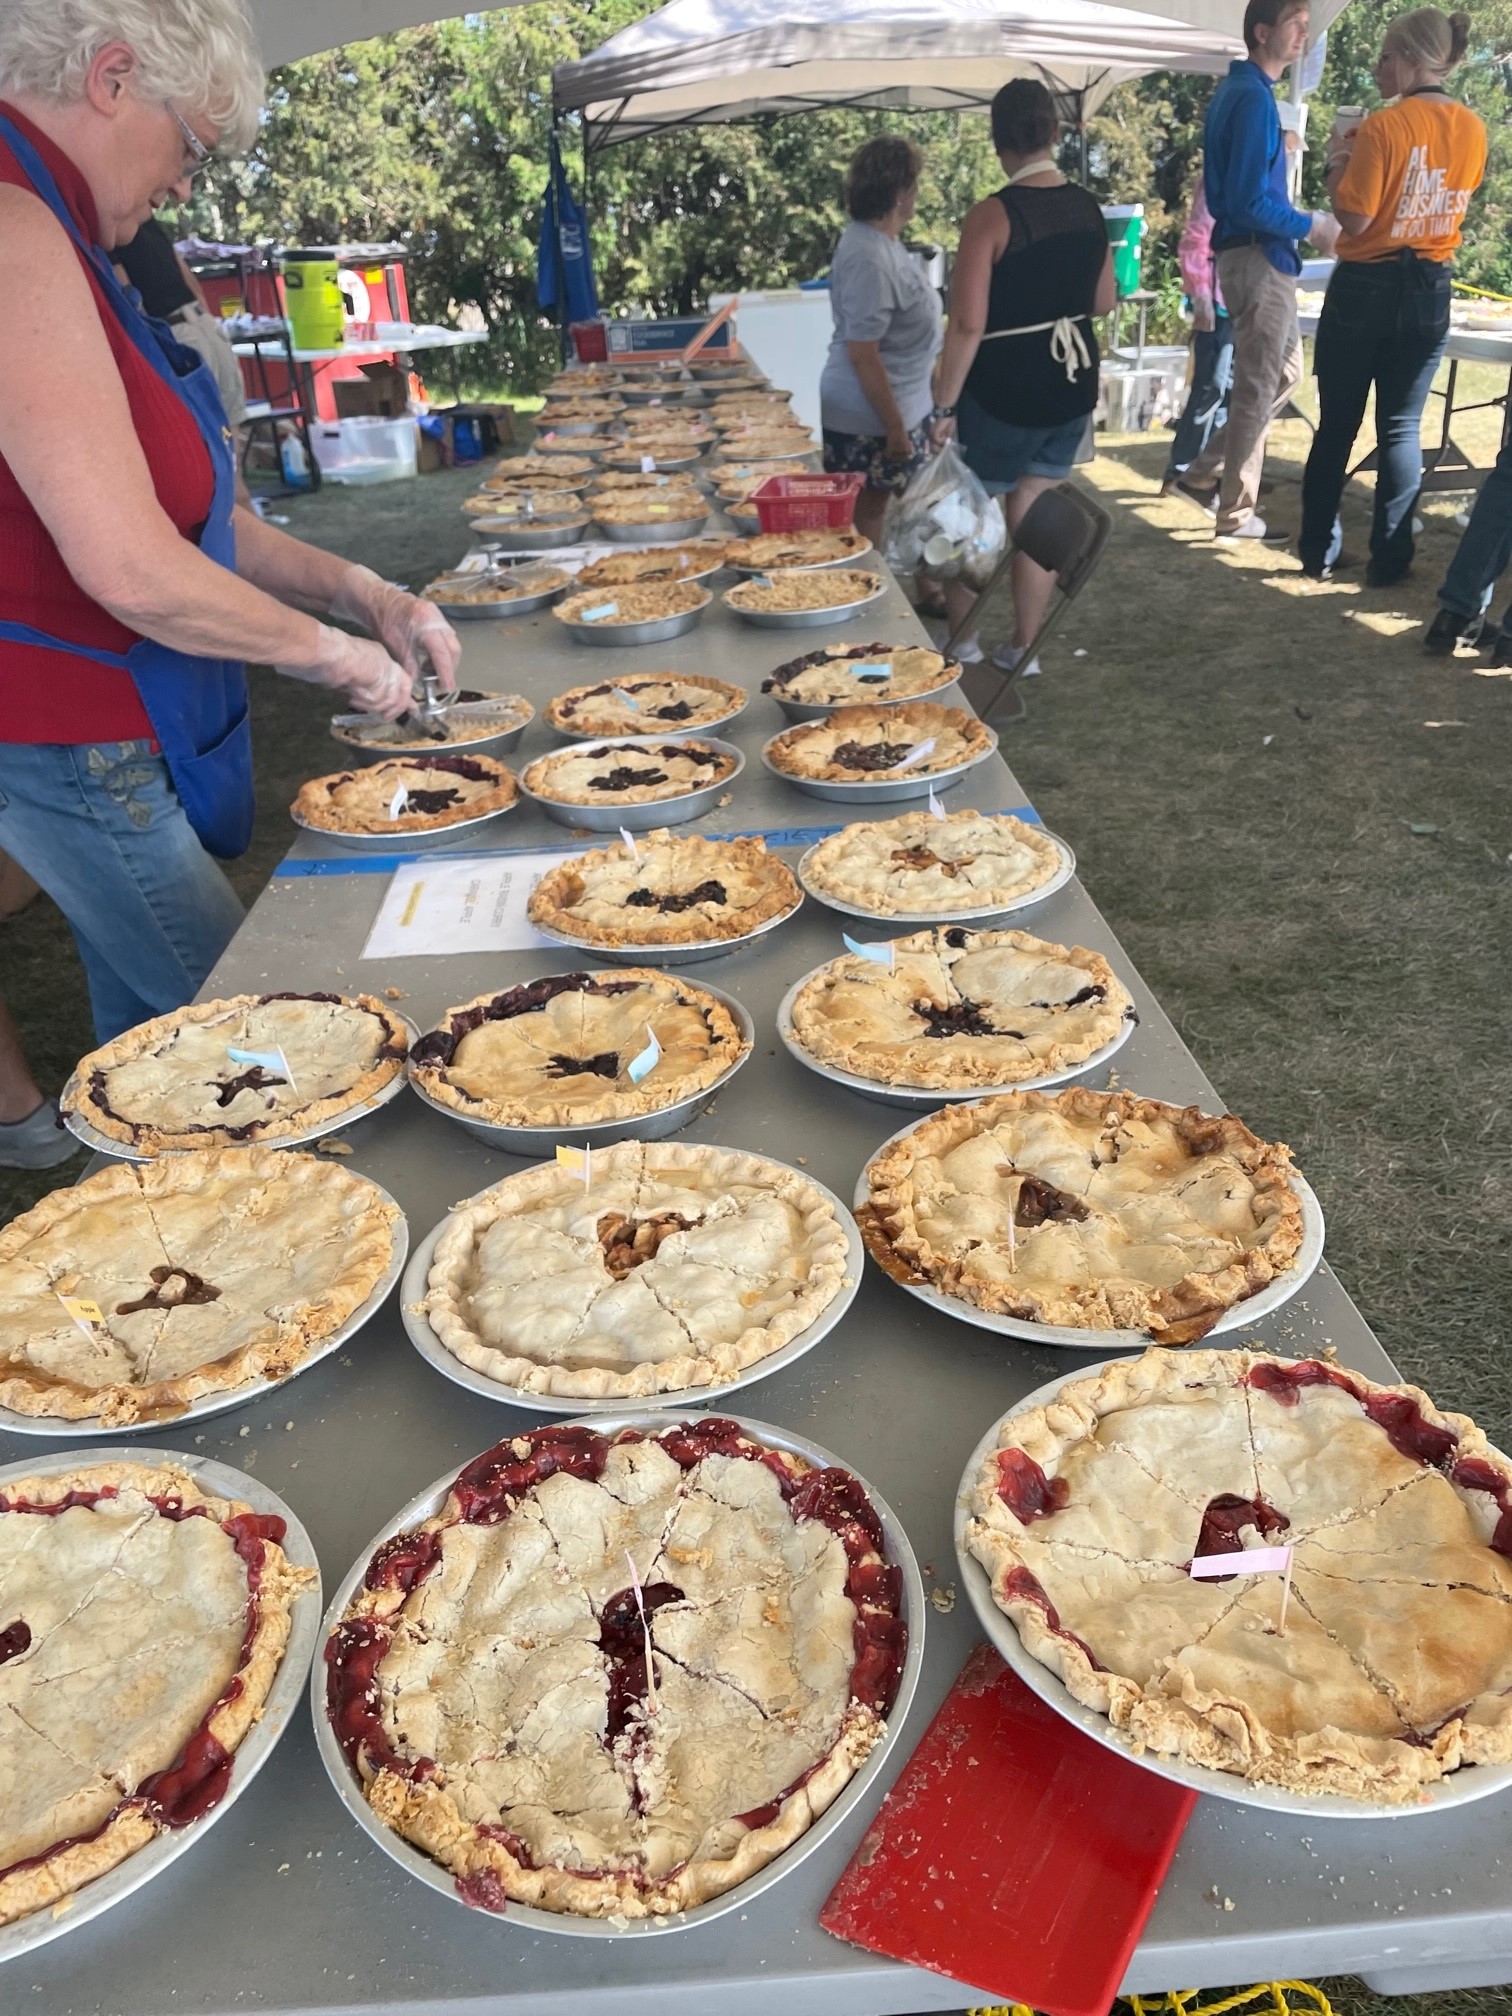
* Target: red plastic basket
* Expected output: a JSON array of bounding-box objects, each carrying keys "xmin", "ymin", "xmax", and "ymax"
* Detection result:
[{"xmin": 751, "ymin": 472, "xmax": 864, "ymax": 532}]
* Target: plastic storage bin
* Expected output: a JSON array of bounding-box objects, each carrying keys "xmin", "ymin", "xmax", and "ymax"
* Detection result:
[
  {"xmin": 310, "ymin": 415, "xmax": 418, "ymax": 484},
  {"xmin": 1102, "ymin": 204, "xmax": 1146, "ymax": 298},
  {"xmin": 751, "ymin": 473, "xmax": 863, "ymax": 532}
]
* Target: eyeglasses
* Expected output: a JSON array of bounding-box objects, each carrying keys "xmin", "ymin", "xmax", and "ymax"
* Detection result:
[{"xmin": 166, "ymin": 102, "xmax": 213, "ymax": 179}]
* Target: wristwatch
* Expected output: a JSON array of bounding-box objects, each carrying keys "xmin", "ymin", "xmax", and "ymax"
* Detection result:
[{"xmin": 931, "ymin": 402, "xmax": 957, "ymax": 419}]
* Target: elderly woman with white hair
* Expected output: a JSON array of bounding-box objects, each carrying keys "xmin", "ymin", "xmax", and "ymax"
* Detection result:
[{"xmin": 0, "ymin": 0, "xmax": 460, "ymax": 1083}]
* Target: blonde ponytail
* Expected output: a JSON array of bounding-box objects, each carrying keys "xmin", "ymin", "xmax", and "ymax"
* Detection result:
[{"xmin": 1385, "ymin": 6, "xmax": 1472, "ymax": 76}]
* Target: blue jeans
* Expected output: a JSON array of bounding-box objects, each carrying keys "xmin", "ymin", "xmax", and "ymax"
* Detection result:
[
  {"xmin": 1438, "ymin": 435, "xmax": 1512, "ymax": 630},
  {"xmin": 0, "ymin": 740, "xmax": 244, "ymax": 1042},
  {"xmin": 1300, "ymin": 255, "xmax": 1451, "ymax": 579},
  {"xmin": 1164, "ymin": 320, "xmax": 1233, "ymax": 481}
]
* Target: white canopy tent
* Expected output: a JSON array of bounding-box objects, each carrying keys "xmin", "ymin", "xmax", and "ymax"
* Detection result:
[{"xmin": 249, "ymin": 0, "xmax": 535, "ymax": 69}]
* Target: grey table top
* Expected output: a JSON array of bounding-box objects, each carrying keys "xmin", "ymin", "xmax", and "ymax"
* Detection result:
[{"xmin": 9, "ymin": 555, "xmax": 1511, "ymax": 2015}]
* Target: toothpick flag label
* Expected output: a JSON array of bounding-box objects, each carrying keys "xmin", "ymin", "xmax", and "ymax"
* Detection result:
[
  {"xmin": 556, "ymin": 1143, "xmax": 592, "ymax": 1190},
  {"xmin": 843, "ymin": 933, "xmax": 895, "ymax": 970},
  {"xmin": 641, "ymin": 454, "xmax": 656, "ymax": 473},
  {"xmin": 927, "ymin": 785, "xmax": 946, "ymax": 820},
  {"xmin": 890, "ymin": 738, "xmax": 938, "ymax": 771},
  {"xmin": 626, "ymin": 1026, "xmax": 661, "ymax": 1084},
  {"xmin": 611, "ymin": 687, "xmax": 642, "ymax": 710},
  {"xmin": 619, "ymin": 826, "xmax": 639, "ymax": 859},
  {"xmin": 851, "ymin": 662, "xmax": 892, "ymax": 682},
  {"xmin": 227, "ymin": 1044, "xmax": 296, "ymax": 1090},
  {"xmin": 1189, "ymin": 1546, "xmax": 1294, "ymax": 1577},
  {"xmin": 581, "ymin": 603, "xmax": 619, "ymax": 623},
  {"xmin": 57, "ymin": 1294, "xmax": 104, "ymax": 1337},
  {"xmin": 387, "ymin": 782, "xmax": 409, "ymax": 820}
]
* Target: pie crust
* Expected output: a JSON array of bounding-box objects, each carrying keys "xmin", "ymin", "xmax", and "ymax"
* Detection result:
[
  {"xmin": 0, "ymin": 1459, "xmax": 314, "ymax": 1926},
  {"xmin": 546, "ymin": 674, "xmax": 745, "ymax": 738},
  {"xmin": 0, "ymin": 1148, "xmax": 400, "ymax": 1423},
  {"xmin": 541, "ymin": 400, "xmax": 626, "ymax": 421},
  {"xmin": 790, "ymin": 928, "xmax": 1134, "ymax": 1088},
  {"xmin": 767, "ymin": 703, "xmax": 991, "ymax": 781},
  {"xmin": 524, "ymin": 738, "xmax": 736, "ymax": 808},
  {"xmin": 964, "ymin": 1347, "xmax": 1512, "ymax": 1802},
  {"xmin": 714, "ymin": 434, "xmax": 814, "ymax": 461},
  {"xmin": 537, "ymin": 433, "xmax": 620, "ymax": 455},
  {"xmin": 331, "ymin": 692, "xmax": 533, "ymax": 753},
  {"xmin": 65, "ymin": 991, "xmax": 411, "ymax": 1151},
  {"xmin": 324, "ymin": 1417, "xmax": 905, "ymax": 1915},
  {"xmin": 726, "ymin": 570, "xmax": 882, "ymax": 618},
  {"xmin": 589, "ymin": 471, "xmax": 704, "ymax": 494},
  {"xmin": 725, "ymin": 529, "xmax": 871, "ymax": 571},
  {"xmin": 485, "ymin": 453, "xmax": 595, "ymax": 482},
  {"xmin": 471, "ymin": 474, "xmax": 584, "ymax": 498},
  {"xmin": 423, "ymin": 567, "xmax": 570, "ymax": 604},
  {"xmin": 860, "ymin": 1090, "xmax": 1304, "ymax": 1341},
  {"xmin": 463, "ymin": 489, "xmax": 585, "ymax": 518},
  {"xmin": 528, "ymin": 831, "xmax": 800, "ymax": 948},
  {"xmin": 574, "ymin": 543, "xmax": 730, "ymax": 588},
  {"xmin": 764, "ymin": 642, "xmax": 955, "ymax": 707},
  {"xmin": 292, "ymin": 754, "xmax": 517, "ymax": 835},
  {"xmin": 803, "ymin": 809, "xmax": 1061, "ymax": 915},
  {"xmin": 590, "ymin": 496, "xmax": 709, "ymax": 531},
  {"xmin": 408, "ymin": 971, "xmax": 749, "ymax": 1127}
]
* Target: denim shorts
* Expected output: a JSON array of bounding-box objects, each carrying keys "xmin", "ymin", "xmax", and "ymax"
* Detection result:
[{"xmin": 958, "ymin": 391, "xmax": 1090, "ymax": 495}]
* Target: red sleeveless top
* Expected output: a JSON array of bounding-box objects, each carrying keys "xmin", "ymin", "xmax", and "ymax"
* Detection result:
[{"xmin": 0, "ymin": 105, "xmax": 215, "ymax": 745}]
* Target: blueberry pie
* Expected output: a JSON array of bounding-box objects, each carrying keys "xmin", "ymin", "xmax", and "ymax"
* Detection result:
[
  {"xmin": 546, "ymin": 674, "xmax": 744, "ymax": 739},
  {"xmin": 529, "ymin": 831, "xmax": 800, "ymax": 948},
  {"xmin": 521, "ymin": 738, "xmax": 737, "ymax": 808},
  {"xmin": 292, "ymin": 754, "xmax": 517, "ymax": 835},
  {"xmin": 766, "ymin": 703, "xmax": 991, "ymax": 782},
  {"xmin": 763, "ymin": 642, "xmax": 957, "ymax": 708}
]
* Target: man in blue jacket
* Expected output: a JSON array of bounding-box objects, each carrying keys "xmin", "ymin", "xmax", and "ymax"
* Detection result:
[{"xmin": 1204, "ymin": 0, "xmax": 1338, "ymax": 540}]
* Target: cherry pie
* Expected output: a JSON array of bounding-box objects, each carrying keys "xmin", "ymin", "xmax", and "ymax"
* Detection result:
[
  {"xmin": 522, "ymin": 738, "xmax": 736, "ymax": 807},
  {"xmin": 292, "ymin": 754, "xmax": 517, "ymax": 835}
]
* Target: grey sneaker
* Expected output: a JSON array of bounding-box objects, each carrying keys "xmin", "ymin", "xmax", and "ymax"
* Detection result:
[{"xmin": 0, "ymin": 1099, "xmax": 79, "ymax": 1170}]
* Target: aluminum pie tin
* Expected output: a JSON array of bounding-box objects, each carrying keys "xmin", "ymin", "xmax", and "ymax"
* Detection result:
[
  {"xmin": 289, "ymin": 793, "xmax": 520, "ymax": 852},
  {"xmin": 399, "ymin": 1160, "xmax": 861, "ymax": 1413},
  {"xmin": 520, "ymin": 737, "xmax": 743, "ymax": 831},
  {"xmin": 762, "ymin": 727, "xmax": 999, "ymax": 805},
  {"xmin": 953, "ymin": 1360, "xmax": 1512, "ymax": 1817},
  {"xmin": 566, "ymin": 556, "xmax": 730, "ymax": 596},
  {"xmin": 533, "ymin": 885, "xmax": 800, "ymax": 966},
  {"xmin": 796, "ymin": 829, "xmax": 1078, "ymax": 925},
  {"xmin": 405, "ymin": 983, "xmax": 754, "ymax": 1154},
  {"xmin": 726, "ymin": 582, "xmax": 889, "ymax": 631},
  {"xmin": 423, "ymin": 569, "xmax": 570, "ymax": 620},
  {"xmin": 852, "ymin": 1116, "xmax": 1326, "ymax": 1350},
  {"xmin": 728, "ymin": 539, "xmax": 874, "ymax": 577},
  {"xmin": 594, "ymin": 513, "xmax": 711, "ymax": 546},
  {"xmin": 725, "ymin": 506, "xmax": 762, "ymax": 534},
  {"xmin": 769, "ymin": 672, "xmax": 963, "ymax": 724},
  {"xmin": 776, "ymin": 975, "xmax": 1137, "ymax": 1110},
  {"xmin": 555, "ymin": 601, "xmax": 712, "ymax": 649},
  {"xmin": 61, "ymin": 1012, "xmax": 423, "ymax": 1163},
  {"xmin": 539, "ymin": 414, "xmax": 620, "ymax": 436},
  {"xmin": 311, "ymin": 1409, "xmax": 923, "ymax": 1934},
  {"xmin": 474, "ymin": 516, "xmax": 592, "ymax": 551},
  {"xmin": 549, "ymin": 692, "xmax": 746, "ymax": 744},
  {"xmin": 0, "ymin": 1178, "xmax": 409, "ymax": 1439},
  {"xmin": 329, "ymin": 698, "xmax": 534, "ymax": 762},
  {"xmin": 0, "ymin": 1450, "xmax": 322, "ymax": 1964},
  {"xmin": 619, "ymin": 382, "xmax": 702, "ymax": 405}
]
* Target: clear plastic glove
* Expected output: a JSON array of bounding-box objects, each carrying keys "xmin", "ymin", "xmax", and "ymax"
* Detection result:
[
  {"xmin": 332, "ymin": 565, "xmax": 461, "ymax": 694},
  {"xmin": 279, "ymin": 626, "xmax": 413, "ymax": 720},
  {"xmin": 1308, "ymin": 211, "xmax": 1342, "ymax": 256}
]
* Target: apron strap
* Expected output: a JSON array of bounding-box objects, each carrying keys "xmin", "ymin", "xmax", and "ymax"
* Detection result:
[{"xmin": 0, "ymin": 617, "xmax": 133, "ymax": 669}]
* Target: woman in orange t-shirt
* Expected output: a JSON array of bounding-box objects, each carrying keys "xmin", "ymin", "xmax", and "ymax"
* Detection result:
[{"xmin": 1299, "ymin": 7, "xmax": 1485, "ymax": 583}]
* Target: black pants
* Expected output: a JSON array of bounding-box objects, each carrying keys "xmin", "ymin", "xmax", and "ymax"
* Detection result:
[{"xmin": 1299, "ymin": 254, "xmax": 1451, "ymax": 580}]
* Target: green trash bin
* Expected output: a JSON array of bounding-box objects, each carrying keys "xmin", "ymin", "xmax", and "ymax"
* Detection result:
[{"xmin": 1101, "ymin": 204, "xmax": 1145, "ymax": 299}]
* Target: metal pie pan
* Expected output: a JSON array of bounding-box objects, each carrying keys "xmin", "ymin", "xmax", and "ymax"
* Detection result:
[
  {"xmin": 796, "ymin": 829, "xmax": 1078, "ymax": 924},
  {"xmin": 399, "ymin": 1159, "xmax": 861, "ymax": 1413},
  {"xmin": 549, "ymin": 693, "xmax": 746, "ymax": 743},
  {"xmin": 556, "ymin": 602, "xmax": 711, "ymax": 649},
  {"xmin": 776, "ymin": 976, "xmax": 1137, "ymax": 1109},
  {"xmin": 728, "ymin": 540, "xmax": 873, "ymax": 577},
  {"xmin": 474, "ymin": 517, "xmax": 592, "ymax": 551},
  {"xmin": 330, "ymin": 701, "xmax": 533, "ymax": 764},
  {"xmin": 424, "ymin": 576, "xmax": 569, "ymax": 620},
  {"xmin": 0, "ymin": 1450, "xmax": 322, "ymax": 1964},
  {"xmin": 727, "ymin": 583, "xmax": 889, "ymax": 631},
  {"xmin": 725, "ymin": 507, "xmax": 762, "ymax": 534},
  {"xmin": 61, "ymin": 1012, "xmax": 423, "ymax": 1163},
  {"xmin": 953, "ymin": 1362, "xmax": 1512, "ymax": 1817},
  {"xmin": 594, "ymin": 513, "xmax": 710, "ymax": 545},
  {"xmin": 311, "ymin": 1409, "xmax": 922, "ymax": 1933},
  {"xmin": 762, "ymin": 729, "xmax": 999, "ymax": 805},
  {"xmin": 533, "ymin": 886, "xmax": 800, "ymax": 966},
  {"xmin": 770, "ymin": 673, "xmax": 963, "ymax": 723},
  {"xmin": 618, "ymin": 382, "xmax": 702, "ymax": 405},
  {"xmin": 521, "ymin": 739, "xmax": 743, "ymax": 831},
  {"xmin": 290, "ymin": 794, "xmax": 519, "ymax": 852},
  {"xmin": 0, "ymin": 1177, "xmax": 409, "ymax": 1438},
  {"xmin": 405, "ymin": 984, "xmax": 754, "ymax": 1154},
  {"xmin": 852, "ymin": 1115, "xmax": 1326, "ymax": 1349},
  {"xmin": 603, "ymin": 450, "xmax": 706, "ymax": 472},
  {"xmin": 539, "ymin": 415, "xmax": 618, "ymax": 436}
]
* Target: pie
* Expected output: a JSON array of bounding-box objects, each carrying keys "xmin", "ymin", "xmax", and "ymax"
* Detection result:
[
  {"xmin": 615, "ymin": 415, "xmax": 713, "ymax": 440},
  {"xmin": 546, "ymin": 673, "xmax": 745, "ymax": 738},
  {"xmin": 600, "ymin": 449, "xmax": 704, "ymax": 473},
  {"xmin": 716, "ymin": 462, "xmax": 802, "ymax": 499},
  {"xmin": 463, "ymin": 487, "xmax": 584, "ymax": 516},
  {"xmin": 292, "ymin": 754, "xmax": 517, "ymax": 835},
  {"xmin": 331, "ymin": 692, "xmax": 534, "ymax": 754},
  {"xmin": 422, "ymin": 566, "xmax": 570, "ymax": 604},
  {"xmin": 789, "ymin": 928, "xmax": 1134, "ymax": 1089},
  {"xmin": 803, "ymin": 809, "xmax": 1062, "ymax": 915},
  {"xmin": 0, "ymin": 1458, "xmax": 315, "ymax": 1926},
  {"xmin": 541, "ymin": 400, "xmax": 626, "ymax": 421},
  {"xmin": 725, "ymin": 529, "xmax": 871, "ymax": 571},
  {"xmin": 0, "ymin": 1148, "xmax": 400, "ymax": 1423},
  {"xmin": 574, "ymin": 543, "xmax": 729, "ymax": 588},
  {"xmin": 764, "ymin": 641, "xmax": 956, "ymax": 707},
  {"xmin": 766, "ymin": 703, "xmax": 991, "ymax": 782},
  {"xmin": 591, "ymin": 494, "xmax": 708, "ymax": 530},
  {"xmin": 536, "ymin": 432, "xmax": 620, "ymax": 455},
  {"xmin": 552, "ymin": 582, "xmax": 712, "ymax": 633},
  {"xmin": 963, "ymin": 1347, "xmax": 1512, "ymax": 1802},
  {"xmin": 472, "ymin": 474, "xmax": 584, "ymax": 498},
  {"xmin": 714, "ymin": 433, "xmax": 814, "ymax": 461},
  {"xmin": 323, "ymin": 1415, "xmax": 905, "ymax": 1916},
  {"xmin": 486, "ymin": 453, "xmax": 595, "ymax": 482},
  {"xmin": 590, "ymin": 471, "xmax": 703, "ymax": 494},
  {"xmin": 529, "ymin": 830, "xmax": 800, "ymax": 947},
  {"xmin": 860, "ymin": 1089, "xmax": 1305, "ymax": 1340},
  {"xmin": 64, "ymin": 991, "xmax": 412, "ymax": 1151},
  {"xmin": 522, "ymin": 737, "xmax": 737, "ymax": 807},
  {"xmin": 408, "ymin": 970, "xmax": 748, "ymax": 1128},
  {"xmin": 726, "ymin": 570, "xmax": 883, "ymax": 618}
]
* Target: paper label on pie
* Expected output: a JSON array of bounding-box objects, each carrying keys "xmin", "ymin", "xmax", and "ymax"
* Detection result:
[
  {"xmin": 626, "ymin": 1026, "xmax": 661, "ymax": 1084},
  {"xmin": 888, "ymin": 738, "xmax": 937, "ymax": 772},
  {"xmin": 618, "ymin": 826, "xmax": 639, "ymax": 859},
  {"xmin": 611, "ymin": 687, "xmax": 642, "ymax": 710},
  {"xmin": 842, "ymin": 932, "xmax": 896, "ymax": 970},
  {"xmin": 851, "ymin": 662, "xmax": 892, "ymax": 682},
  {"xmin": 1189, "ymin": 1545, "xmax": 1294, "ymax": 1577},
  {"xmin": 388, "ymin": 782, "xmax": 410, "ymax": 819},
  {"xmin": 556, "ymin": 1142, "xmax": 592, "ymax": 1188},
  {"xmin": 641, "ymin": 455, "xmax": 657, "ymax": 473},
  {"xmin": 581, "ymin": 603, "xmax": 619, "ymax": 623},
  {"xmin": 226, "ymin": 1044, "xmax": 296, "ymax": 1091},
  {"xmin": 927, "ymin": 786, "xmax": 946, "ymax": 820},
  {"xmin": 56, "ymin": 1294, "xmax": 104, "ymax": 1335}
]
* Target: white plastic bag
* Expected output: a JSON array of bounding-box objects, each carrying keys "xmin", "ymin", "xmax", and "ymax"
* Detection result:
[{"xmin": 883, "ymin": 443, "xmax": 1006, "ymax": 589}]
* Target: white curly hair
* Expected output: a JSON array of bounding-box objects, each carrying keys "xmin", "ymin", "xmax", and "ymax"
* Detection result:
[{"xmin": 0, "ymin": 0, "xmax": 264, "ymax": 151}]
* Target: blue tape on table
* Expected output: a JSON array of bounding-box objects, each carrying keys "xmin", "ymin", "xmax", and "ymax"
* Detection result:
[{"xmin": 268, "ymin": 806, "xmax": 1043, "ymax": 879}]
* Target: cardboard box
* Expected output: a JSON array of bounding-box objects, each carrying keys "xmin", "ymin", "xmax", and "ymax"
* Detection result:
[{"xmin": 333, "ymin": 362, "xmax": 410, "ymax": 419}]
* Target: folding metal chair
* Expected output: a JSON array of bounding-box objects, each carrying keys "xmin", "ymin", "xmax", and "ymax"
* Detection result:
[{"xmin": 945, "ymin": 482, "xmax": 1111, "ymax": 722}]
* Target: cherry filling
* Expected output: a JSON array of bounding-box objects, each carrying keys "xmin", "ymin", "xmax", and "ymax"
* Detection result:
[
  {"xmin": 833, "ymin": 739, "xmax": 915, "ymax": 772},
  {"xmin": 588, "ymin": 766, "xmax": 669, "ymax": 792},
  {"xmin": 597, "ymin": 1582, "xmax": 686, "ymax": 1742},
  {"xmin": 411, "ymin": 973, "xmax": 639, "ymax": 1068},
  {"xmin": 213, "ymin": 1065, "xmax": 286, "ymax": 1105},
  {"xmin": 324, "ymin": 1618, "xmax": 434, "ymax": 1783},
  {"xmin": 546, "ymin": 1051, "xmax": 621, "ymax": 1080},
  {"xmin": 595, "ymin": 1211, "xmax": 697, "ymax": 1278},
  {"xmin": 1247, "ymin": 1360, "xmax": 1460, "ymax": 1470},
  {"xmin": 994, "ymin": 1447, "xmax": 1069, "ymax": 1522},
  {"xmin": 365, "ymin": 1528, "xmax": 443, "ymax": 1595},
  {"xmin": 1002, "ymin": 1566, "xmax": 1104, "ymax": 1670},
  {"xmin": 116, "ymin": 1266, "xmax": 221, "ymax": 1316},
  {"xmin": 651, "ymin": 700, "xmax": 695, "ymax": 720},
  {"xmin": 1189, "ymin": 1494, "xmax": 1290, "ymax": 1576},
  {"xmin": 455, "ymin": 1868, "xmax": 511, "ymax": 1914},
  {"xmin": 624, "ymin": 879, "xmax": 728, "ymax": 913},
  {"xmin": 451, "ymin": 1424, "xmax": 609, "ymax": 1524},
  {"xmin": 0, "ymin": 1621, "xmax": 30, "ymax": 1665},
  {"xmin": 1062, "ymin": 984, "xmax": 1107, "ymax": 1009},
  {"xmin": 1450, "ymin": 1458, "xmax": 1512, "ymax": 1558}
]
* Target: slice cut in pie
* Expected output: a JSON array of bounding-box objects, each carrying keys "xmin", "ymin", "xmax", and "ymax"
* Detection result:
[
  {"xmin": 861, "ymin": 1088, "xmax": 1304, "ymax": 1340},
  {"xmin": 0, "ymin": 1458, "xmax": 315, "ymax": 1926},
  {"xmin": 64, "ymin": 991, "xmax": 411, "ymax": 1151},
  {"xmin": 725, "ymin": 529, "xmax": 871, "ymax": 571},
  {"xmin": 522, "ymin": 738, "xmax": 737, "ymax": 807},
  {"xmin": 789, "ymin": 928, "xmax": 1134, "ymax": 1089},
  {"xmin": 528, "ymin": 830, "xmax": 800, "ymax": 948},
  {"xmin": 964, "ymin": 1347, "xmax": 1512, "ymax": 1802},
  {"xmin": 323, "ymin": 1417, "xmax": 906, "ymax": 1915},
  {"xmin": 803, "ymin": 810, "xmax": 1062, "ymax": 916},
  {"xmin": 546, "ymin": 673, "xmax": 745, "ymax": 739},
  {"xmin": 763, "ymin": 641, "xmax": 957, "ymax": 708},
  {"xmin": 292, "ymin": 754, "xmax": 517, "ymax": 835},
  {"xmin": 0, "ymin": 1148, "xmax": 400, "ymax": 1422},
  {"xmin": 767, "ymin": 703, "xmax": 992, "ymax": 782},
  {"xmin": 408, "ymin": 970, "xmax": 749, "ymax": 1128}
]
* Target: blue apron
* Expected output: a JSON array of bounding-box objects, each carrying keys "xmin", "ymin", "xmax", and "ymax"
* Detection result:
[{"xmin": 0, "ymin": 111, "xmax": 253, "ymax": 859}]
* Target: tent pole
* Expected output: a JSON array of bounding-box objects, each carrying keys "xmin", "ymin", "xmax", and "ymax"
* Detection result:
[{"xmin": 1079, "ymin": 119, "xmax": 1088, "ymax": 181}]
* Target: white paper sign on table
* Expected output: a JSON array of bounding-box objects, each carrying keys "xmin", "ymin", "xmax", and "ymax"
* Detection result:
[{"xmin": 361, "ymin": 853, "xmax": 561, "ymax": 959}]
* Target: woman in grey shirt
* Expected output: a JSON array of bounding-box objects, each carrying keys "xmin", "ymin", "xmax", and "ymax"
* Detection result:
[{"xmin": 820, "ymin": 135, "xmax": 943, "ymax": 546}]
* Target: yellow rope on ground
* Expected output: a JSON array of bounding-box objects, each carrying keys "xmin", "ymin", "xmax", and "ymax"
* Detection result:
[{"xmin": 969, "ymin": 1985, "xmax": 1336, "ymax": 2016}]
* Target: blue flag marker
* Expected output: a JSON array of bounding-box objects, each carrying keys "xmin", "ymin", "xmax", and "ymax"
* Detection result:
[
  {"xmin": 227, "ymin": 1044, "xmax": 295, "ymax": 1090},
  {"xmin": 842, "ymin": 934, "xmax": 895, "ymax": 970},
  {"xmin": 626, "ymin": 1026, "xmax": 661, "ymax": 1083}
]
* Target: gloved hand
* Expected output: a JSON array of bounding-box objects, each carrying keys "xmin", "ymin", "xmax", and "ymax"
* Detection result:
[
  {"xmin": 332, "ymin": 565, "xmax": 461, "ymax": 695},
  {"xmin": 1308, "ymin": 212, "xmax": 1342, "ymax": 256},
  {"xmin": 279, "ymin": 627, "xmax": 413, "ymax": 720}
]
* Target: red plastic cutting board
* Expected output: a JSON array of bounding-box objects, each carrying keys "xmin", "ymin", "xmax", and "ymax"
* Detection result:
[{"xmin": 821, "ymin": 1643, "xmax": 1196, "ymax": 2016}]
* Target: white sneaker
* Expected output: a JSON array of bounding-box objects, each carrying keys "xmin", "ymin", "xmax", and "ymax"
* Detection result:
[
  {"xmin": 0, "ymin": 1100, "xmax": 78, "ymax": 1170},
  {"xmin": 1216, "ymin": 513, "xmax": 1270, "ymax": 541},
  {"xmin": 952, "ymin": 631, "xmax": 983, "ymax": 665},
  {"xmin": 989, "ymin": 643, "xmax": 1041, "ymax": 678}
]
